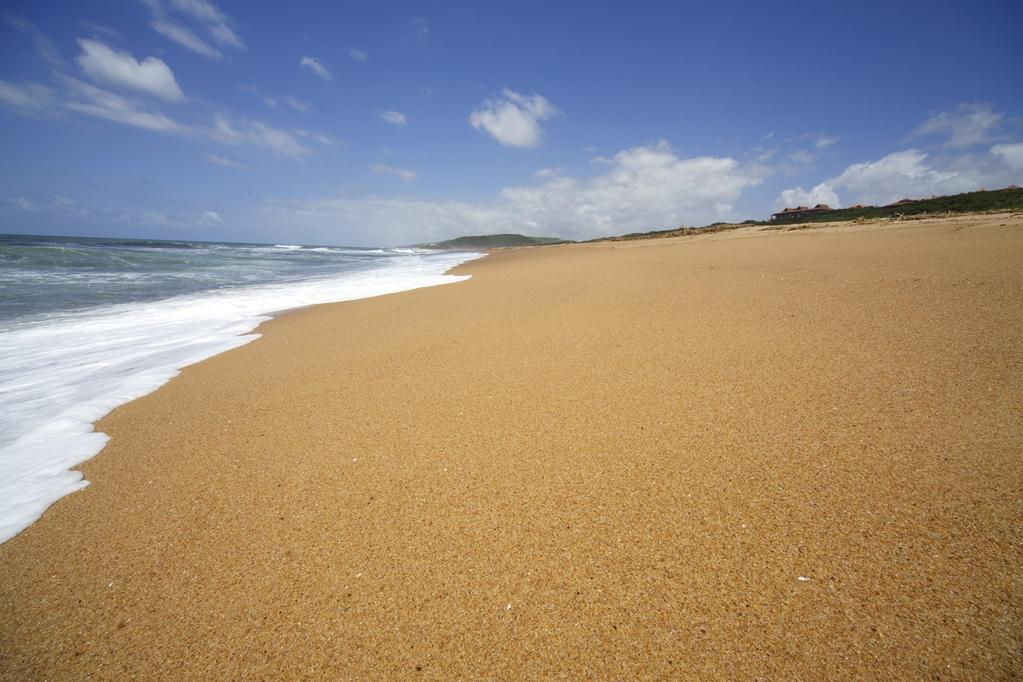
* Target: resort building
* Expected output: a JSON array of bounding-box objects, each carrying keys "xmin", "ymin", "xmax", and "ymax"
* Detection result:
[{"xmin": 770, "ymin": 204, "xmax": 834, "ymax": 221}]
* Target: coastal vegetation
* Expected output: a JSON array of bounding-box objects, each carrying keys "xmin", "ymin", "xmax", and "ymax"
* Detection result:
[
  {"xmin": 594, "ymin": 187, "xmax": 1023, "ymax": 242},
  {"xmin": 764, "ymin": 186, "xmax": 1023, "ymax": 226},
  {"xmin": 422, "ymin": 233, "xmax": 570, "ymax": 249}
]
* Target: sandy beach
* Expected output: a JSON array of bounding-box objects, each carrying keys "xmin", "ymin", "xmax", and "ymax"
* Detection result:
[{"xmin": 2, "ymin": 214, "xmax": 1021, "ymax": 678}]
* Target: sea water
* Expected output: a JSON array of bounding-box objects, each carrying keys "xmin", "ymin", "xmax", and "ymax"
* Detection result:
[{"xmin": 0, "ymin": 234, "xmax": 482, "ymax": 543}]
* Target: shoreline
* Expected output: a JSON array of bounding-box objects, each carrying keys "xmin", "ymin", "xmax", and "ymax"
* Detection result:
[
  {"xmin": 0, "ymin": 248, "xmax": 483, "ymax": 545},
  {"xmin": 2, "ymin": 214, "xmax": 1021, "ymax": 678}
]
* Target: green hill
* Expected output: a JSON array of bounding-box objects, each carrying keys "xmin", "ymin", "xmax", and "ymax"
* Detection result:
[{"xmin": 421, "ymin": 233, "xmax": 570, "ymax": 250}]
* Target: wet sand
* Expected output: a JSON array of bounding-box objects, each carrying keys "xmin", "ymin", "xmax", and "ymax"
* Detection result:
[{"xmin": 2, "ymin": 214, "xmax": 1021, "ymax": 679}]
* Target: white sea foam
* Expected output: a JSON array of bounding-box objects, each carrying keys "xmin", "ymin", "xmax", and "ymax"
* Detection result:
[{"xmin": 0, "ymin": 250, "xmax": 482, "ymax": 543}]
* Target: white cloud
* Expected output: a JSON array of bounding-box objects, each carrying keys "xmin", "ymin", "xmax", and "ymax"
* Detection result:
[
  {"xmin": 776, "ymin": 183, "xmax": 841, "ymax": 209},
  {"xmin": 0, "ymin": 80, "xmax": 57, "ymax": 113},
  {"xmin": 63, "ymin": 77, "xmax": 183, "ymax": 132},
  {"xmin": 469, "ymin": 89, "xmax": 561, "ymax": 148},
  {"xmin": 1, "ymin": 76, "xmax": 328, "ymax": 161},
  {"xmin": 265, "ymin": 140, "xmax": 763, "ymax": 244},
  {"xmin": 206, "ymin": 154, "xmax": 244, "ymax": 168},
  {"xmin": 76, "ymin": 39, "xmax": 183, "ymax": 101},
  {"xmin": 827, "ymin": 150, "xmax": 981, "ymax": 204},
  {"xmin": 145, "ymin": 0, "xmax": 243, "ymax": 58},
  {"xmin": 779, "ymin": 144, "xmax": 1023, "ymax": 209},
  {"xmin": 300, "ymin": 57, "xmax": 332, "ymax": 81},
  {"xmin": 370, "ymin": 163, "xmax": 417, "ymax": 181},
  {"xmin": 349, "ymin": 48, "xmax": 368, "ymax": 63},
  {"xmin": 991, "ymin": 142, "xmax": 1023, "ymax": 170},
  {"xmin": 535, "ymin": 167, "xmax": 561, "ymax": 178},
  {"xmin": 497, "ymin": 141, "xmax": 761, "ymax": 234},
  {"xmin": 814, "ymin": 135, "xmax": 839, "ymax": 148},
  {"xmin": 380, "ymin": 110, "xmax": 407, "ymax": 127},
  {"xmin": 911, "ymin": 102, "xmax": 1004, "ymax": 149}
]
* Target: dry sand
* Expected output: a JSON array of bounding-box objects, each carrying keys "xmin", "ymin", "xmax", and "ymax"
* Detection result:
[{"xmin": 2, "ymin": 214, "xmax": 1022, "ymax": 679}]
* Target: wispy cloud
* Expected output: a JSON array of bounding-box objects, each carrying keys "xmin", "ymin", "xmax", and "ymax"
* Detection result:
[
  {"xmin": 76, "ymin": 39, "xmax": 184, "ymax": 101},
  {"xmin": 241, "ymin": 84, "xmax": 277, "ymax": 108},
  {"xmin": 379, "ymin": 110, "xmax": 407, "ymax": 127},
  {"xmin": 199, "ymin": 209, "xmax": 224, "ymax": 225},
  {"xmin": 991, "ymin": 142, "xmax": 1023, "ymax": 170},
  {"xmin": 242, "ymin": 86, "xmax": 310, "ymax": 114},
  {"xmin": 911, "ymin": 102, "xmax": 1005, "ymax": 149},
  {"xmin": 410, "ymin": 17, "xmax": 429, "ymax": 38},
  {"xmin": 170, "ymin": 0, "xmax": 243, "ymax": 48},
  {"xmin": 151, "ymin": 19, "xmax": 222, "ymax": 59},
  {"xmin": 1, "ymin": 75, "xmax": 327, "ymax": 159},
  {"xmin": 284, "ymin": 96, "xmax": 310, "ymax": 114},
  {"xmin": 2, "ymin": 196, "xmax": 38, "ymax": 211},
  {"xmin": 0, "ymin": 80, "xmax": 57, "ymax": 114},
  {"xmin": 0, "ymin": 18, "xmax": 336, "ymax": 165},
  {"xmin": 3, "ymin": 15, "xmax": 65, "ymax": 67},
  {"xmin": 210, "ymin": 115, "xmax": 311, "ymax": 157},
  {"xmin": 1, "ymin": 194, "xmax": 92, "ymax": 218},
  {"xmin": 300, "ymin": 56, "xmax": 332, "ymax": 81},
  {"xmin": 206, "ymin": 154, "xmax": 244, "ymax": 168},
  {"xmin": 469, "ymin": 88, "xmax": 561, "ymax": 148},
  {"xmin": 78, "ymin": 21, "xmax": 119, "ymax": 39},
  {"xmin": 348, "ymin": 47, "xmax": 368, "ymax": 63},
  {"xmin": 786, "ymin": 149, "xmax": 815, "ymax": 165},
  {"xmin": 370, "ymin": 163, "xmax": 417, "ymax": 181},
  {"xmin": 144, "ymin": 0, "xmax": 243, "ymax": 60},
  {"xmin": 294, "ymin": 129, "xmax": 337, "ymax": 146},
  {"xmin": 814, "ymin": 134, "xmax": 839, "ymax": 148},
  {"xmin": 63, "ymin": 76, "xmax": 184, "ymax": 132}
]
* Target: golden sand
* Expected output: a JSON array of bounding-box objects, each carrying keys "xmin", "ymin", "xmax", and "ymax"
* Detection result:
[{"xmin": 2, "ymin": 214, "xmax": 1021, "ymax": 678}]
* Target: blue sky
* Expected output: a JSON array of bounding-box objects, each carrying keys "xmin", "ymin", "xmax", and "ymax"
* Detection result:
[{"xmin": 1, "ymin": 0, "xmax": 1021, "ymax": 246}]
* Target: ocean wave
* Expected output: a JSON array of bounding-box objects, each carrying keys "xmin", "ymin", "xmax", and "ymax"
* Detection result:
[{"xmin": 0, "ymin": 249, "xmax": 484, "ymax": 543}]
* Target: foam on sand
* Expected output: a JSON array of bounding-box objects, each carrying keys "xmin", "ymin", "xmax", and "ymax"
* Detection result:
[{"xmin": 0, "ymin": 250, "xmax": 481, "ymax": 543}]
